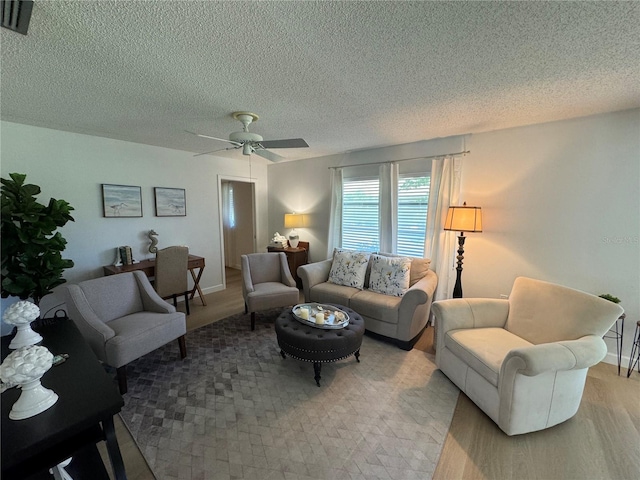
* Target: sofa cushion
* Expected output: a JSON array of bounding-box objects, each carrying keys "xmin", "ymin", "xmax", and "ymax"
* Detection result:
[
  {"xmin": 328, "ymin": 250, "xmax": 371, "ymax": 289},
  {"xmin": 368, "ymin": 254, "xmax": 411, "ymax": 297},
  {"xmin": 350, "ymin": 289, "xmax": 402, "ymax": 324},
  {"xmin": 310, "ymin": 281, "xmax": 361, "ymax": 306},
  {"xmin": 409, "ymin": 258, "xmax": 431, "ymax": 287},
  {"xmin": 445, "ymin": 328, "xmax": 533, "ymax": 386}
]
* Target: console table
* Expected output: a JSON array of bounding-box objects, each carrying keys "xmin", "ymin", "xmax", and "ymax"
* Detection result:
[
  {"xmin": 1, "ymin": 318, "xmax": 126, "ymax": 479},
  {"xmin": 103, "ymin": 254, "xmax": 206, "ymax": 306},
  {"xmin": 267, "ymin": 241, "xmax": 309, "ymax": 288}
]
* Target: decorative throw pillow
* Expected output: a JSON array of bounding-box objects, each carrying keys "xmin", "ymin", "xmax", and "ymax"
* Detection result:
[
  {"xmin": 328, "ymin": 250, "xmax": 371, "ymax": 289},
  {"xmin": 376, "ymin": 252, "xmax": 431, "ymax": 287},
  {"xmin": 368, "ymin": 254, "xmax": 411, "ymax": 297}
]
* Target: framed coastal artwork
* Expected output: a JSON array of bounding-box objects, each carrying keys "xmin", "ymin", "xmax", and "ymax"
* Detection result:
[
  {"xmin": 101, "ymin": 184, "xmax": 143, "ymax": 217},
  {"xmin": 154, "ymin": 187, "xmax": 186, "ymax": 217}
]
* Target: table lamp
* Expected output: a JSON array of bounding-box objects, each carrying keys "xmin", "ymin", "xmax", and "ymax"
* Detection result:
[
  {"xmin": 443, "ymin": 202, "xmax": 483, "ymax": 298},
  {"xmin": 284, "ymin": 213, "xmax": 306, "ymax": 248}
]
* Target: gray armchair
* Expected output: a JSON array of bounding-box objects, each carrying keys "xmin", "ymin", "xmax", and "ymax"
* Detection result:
[
  {"xmin": 64, "ymin": 270, "xmax": 187, "ymax": 394},
  {"xmin": 241, "ymin": 252, "xmax": 299, "ymax": 330}
]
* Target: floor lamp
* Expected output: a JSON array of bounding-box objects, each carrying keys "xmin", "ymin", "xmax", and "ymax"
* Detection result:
[{"xmin": 443, "ymin": 202, "xmax": 483, "ymax": 298}]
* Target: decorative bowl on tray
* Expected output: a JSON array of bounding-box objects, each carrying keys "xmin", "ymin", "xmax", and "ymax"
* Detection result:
[{"xmin": 292, "ymin": 303, "xmax": 350, "ymax": 329}]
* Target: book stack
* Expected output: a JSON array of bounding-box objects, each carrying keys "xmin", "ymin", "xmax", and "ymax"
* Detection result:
[{"xmin": 119, "ymin": 246, "xmax": 133, "ymax": 265}]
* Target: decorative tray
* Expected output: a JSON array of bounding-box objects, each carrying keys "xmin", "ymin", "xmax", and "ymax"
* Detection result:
[{"xmin": 292, "ymin": 303, "xmax": 350, "ymax": 329}]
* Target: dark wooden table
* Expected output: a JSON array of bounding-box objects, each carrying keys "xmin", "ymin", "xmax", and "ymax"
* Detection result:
[
  {"xmin": 1, "ymin": 318, "xmax": 126, "ymax": 479},
  {"xmin": 267, "ymin": 241, "xmax": 309, "ymax": 288}
]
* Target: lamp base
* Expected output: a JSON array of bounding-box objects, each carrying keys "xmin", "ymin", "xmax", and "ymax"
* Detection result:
[
  {"xmin": 452, "ymin": 233, "xmax": 466, "ymax": 298},
  {"xmin": 288, "ymin": 229, "xmax": 299, "ymax": 248}
]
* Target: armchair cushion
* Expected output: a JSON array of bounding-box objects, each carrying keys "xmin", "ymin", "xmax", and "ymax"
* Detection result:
[
  {"xmin": 106, "ymin": 310, "xmax": 186, "ymax": 366},
  {"xmin": 446, "ymin": 328, "xmax": 533, "ymax": 387}
]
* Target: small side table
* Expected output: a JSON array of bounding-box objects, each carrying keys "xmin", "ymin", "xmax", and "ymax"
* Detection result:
[
  {"xmin": 604, "ymin": 313, "xmax": 625, "ymax": 375},
  {"xmin": 267, "ymin": 241, "xmax": 309, "ymax": 288}
]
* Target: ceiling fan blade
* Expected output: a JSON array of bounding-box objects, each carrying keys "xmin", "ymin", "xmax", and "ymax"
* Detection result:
[
  {"xmin": 254, "ymin": 148, "xmax": 286, "ymax": 163},
  {"xmin": 259, "ymin": 138, "xmax": 308, "ymax": 149},
  {"xmin": 185, "ymin": 130, "xmax": 242, "ymax": 146},
  {"xmin": 193, "ymin": 145, "xmax": 241, "ymax": 157}
]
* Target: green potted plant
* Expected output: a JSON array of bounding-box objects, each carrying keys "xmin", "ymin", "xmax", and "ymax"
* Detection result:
[
  {"xmin": 1, "ymin": 173, "xmax": 75, "ymax": 306},
  {"xmin": 599, "ymin": 293, "xmax": 621, "ymax": 304}
]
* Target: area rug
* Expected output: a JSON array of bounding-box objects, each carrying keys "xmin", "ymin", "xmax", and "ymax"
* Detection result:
[{"xmin": 119, "ymin": 309, "xmax": 459, "ymax": 480}]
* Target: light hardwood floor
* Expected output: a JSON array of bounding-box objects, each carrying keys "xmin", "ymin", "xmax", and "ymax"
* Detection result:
[{"xmin": 100, "ymin": 269, "xmax": 640, "ymax": 479}]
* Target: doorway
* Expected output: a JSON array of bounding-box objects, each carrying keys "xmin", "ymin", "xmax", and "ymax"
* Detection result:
[{"xmin": 219, "ymin": 178, "xmax": 256, "ymax": 285}]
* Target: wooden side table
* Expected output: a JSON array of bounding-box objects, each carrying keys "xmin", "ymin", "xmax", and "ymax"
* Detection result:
[{"xmin": 267, "ymin": 241, "xmax": 309, "ymax": 288}]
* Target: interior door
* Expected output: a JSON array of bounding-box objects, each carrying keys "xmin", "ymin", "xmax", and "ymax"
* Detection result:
[{"xmin": 221, "ymin": 180, "xmax": 255, "ymax": 270}]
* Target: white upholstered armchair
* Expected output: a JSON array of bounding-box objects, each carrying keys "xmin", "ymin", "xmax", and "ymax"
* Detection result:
[{"xmin": 432, "ymin": 276, "xmax": 624, "ymax": 436}]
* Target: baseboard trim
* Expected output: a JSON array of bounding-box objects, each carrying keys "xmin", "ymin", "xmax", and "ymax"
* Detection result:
[
  {"xmin": 603, "ymin": 351, "xmax": 631, "ymax": 368},
  {"xmin": 170, "ymin": 284, "xmax": 224, "ymax": 304}
]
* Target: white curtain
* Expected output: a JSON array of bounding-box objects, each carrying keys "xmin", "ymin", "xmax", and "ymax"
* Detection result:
[
  {"xmin": 379, "ymin": 162, "xmax": 398, "ymax": 253},
  {"xmin": 424, "ymin": 156, "xmax": 462, "ymax": 302},
  {"xmin": 326, "ymin": 167, "xmax": 343, "ymax": 257}
]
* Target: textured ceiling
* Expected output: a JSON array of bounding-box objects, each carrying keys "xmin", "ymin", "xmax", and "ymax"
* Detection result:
[{"xmin": 1, "ymin": 1, "xmax": 639, "ymax": 162}]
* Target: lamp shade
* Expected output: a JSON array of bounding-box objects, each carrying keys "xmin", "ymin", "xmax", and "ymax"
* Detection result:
[
  {"xmin": 284, "ymin": 213, "xmax": 306, "ymax": 229},
  {"xmin": 443, "ymin": 203, "xmax": 482, "ymax": 233}
]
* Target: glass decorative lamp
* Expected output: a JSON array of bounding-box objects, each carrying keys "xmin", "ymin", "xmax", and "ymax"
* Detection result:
[
  {"xmin": 284, "ymin": 213, "xmax": 306, "ymax": 248},
  {"xmin": 443, "ymin": 202, "xmax": 483, "ymax": 298}
]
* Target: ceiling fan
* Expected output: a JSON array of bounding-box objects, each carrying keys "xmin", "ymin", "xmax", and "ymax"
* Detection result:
[{"xmin": 187, "ymin": 112, "xmax": 308, "ymax": 162}]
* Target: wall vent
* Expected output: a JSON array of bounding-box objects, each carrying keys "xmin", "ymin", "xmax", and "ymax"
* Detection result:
[{"xmin": 1, "ymin": 0, "xmax": 33, "ymax": 35}]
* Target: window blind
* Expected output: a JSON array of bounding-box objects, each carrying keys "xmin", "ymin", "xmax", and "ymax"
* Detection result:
[{"xmin": 342, "ymin": 177, "xmax": 380, "ymax": 252}]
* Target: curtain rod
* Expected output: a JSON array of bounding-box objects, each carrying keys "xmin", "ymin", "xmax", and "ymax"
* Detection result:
[{"xmin": 327, "ymin": 150, "xmax": 470, "ymax": 169}]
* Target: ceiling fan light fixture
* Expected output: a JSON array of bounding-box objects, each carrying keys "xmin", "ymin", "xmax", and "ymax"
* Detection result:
[{"xmin": 242, "ymin": 143, "xmax": 254, "ymax": 156}]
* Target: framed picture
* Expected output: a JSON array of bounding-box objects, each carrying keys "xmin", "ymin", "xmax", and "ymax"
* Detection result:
[
  {"xmin": 154, "ymin": 187, "xmax": 186, "ymax": 217},
  {"xmin": 102, "ymin": 184, "xmax": 143, "ymax": 217}
]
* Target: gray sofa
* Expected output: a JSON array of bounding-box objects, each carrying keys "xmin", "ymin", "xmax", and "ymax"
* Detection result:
[{"xmin": 297, "ymin": 254, "xmax": 438, "ymax": 349}]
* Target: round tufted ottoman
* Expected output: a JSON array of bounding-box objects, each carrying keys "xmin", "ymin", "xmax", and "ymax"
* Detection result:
[{"xmin": 275, "ymin": 305, "xmax": 365, "ymax": 386}]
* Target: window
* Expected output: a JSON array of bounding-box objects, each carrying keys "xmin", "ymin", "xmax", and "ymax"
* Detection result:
[
  {"xmin": 341, "ymin": 164, "xmax": 430, "ymax": 257},
  {"xmin": 342, "ymin": 177, "xmax": 379, "ymax": 251},
  {"xmin": 397, "ymin": 173, "xmax": 430, "ymax": 257}
]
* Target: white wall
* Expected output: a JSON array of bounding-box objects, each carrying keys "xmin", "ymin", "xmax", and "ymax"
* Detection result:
[
  {"xmin": 267, "ymin": 109, "xmax": 640, "ymax": 364},
  {"xmin": 460, "ymin": 109, "xmax": 640, "ymax": 363},
  {"xmin": 0, "ymin": 121, "xmax": 269, "ymax": 318}
]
